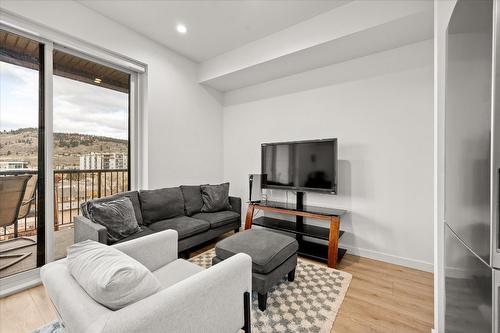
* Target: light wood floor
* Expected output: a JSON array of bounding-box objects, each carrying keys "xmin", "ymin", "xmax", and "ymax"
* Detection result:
[
  {"xmin": 332, "ymin": 254, "xmax": 433, "ymax": 333},
  {"xmin": 0, "ymin": 234, "xmax": 434, "ymax": 333}
]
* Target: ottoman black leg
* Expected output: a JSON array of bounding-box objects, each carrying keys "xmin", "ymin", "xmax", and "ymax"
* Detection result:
[
  {"xmin": 258, "ymin": 292, "xmax": 268, "ymax": 311},
  {"xmin": 288, "ymin": 268, "xmax": 296, "ymax": 282}
]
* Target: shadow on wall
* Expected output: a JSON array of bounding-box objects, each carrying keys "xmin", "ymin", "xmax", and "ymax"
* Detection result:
[
  {"xmin": 338, "ymin": 211, "xmax": 392, "ymax": 255},
  {"xmin": 223, "ymin": 40, "xmax": 433, "ymax": 107},
  {"xmin": 308, "ymin": 156, "xmax": 390, "ymax": 254},
  {"xmin": 337, "ymin": 159, "xmax": 351, "ymax": 197}
]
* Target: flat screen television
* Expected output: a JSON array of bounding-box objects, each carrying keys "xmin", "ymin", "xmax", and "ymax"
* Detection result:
[{"xmin": 261, "ymin": 138, "xmax": 337, "ymax": 194}]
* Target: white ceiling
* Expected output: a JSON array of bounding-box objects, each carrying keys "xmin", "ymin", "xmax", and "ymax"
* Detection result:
[{"xmin": 79, "ymin": 0, "xmax": 349, "ymax": 62}]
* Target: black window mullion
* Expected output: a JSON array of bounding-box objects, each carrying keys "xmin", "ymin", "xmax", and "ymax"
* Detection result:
[
  {"xmin": 127, "ymin": 74, "xmax": 131, "ymax": 191},
  {"xmin": 36, "ymin": 43, "xmax": 45, "ymax": 268}
]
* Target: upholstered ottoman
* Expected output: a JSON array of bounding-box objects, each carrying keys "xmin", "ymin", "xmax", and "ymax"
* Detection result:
[{"xmin": 212, "ymin": 229, "xmax": 298, "ymax": 311}]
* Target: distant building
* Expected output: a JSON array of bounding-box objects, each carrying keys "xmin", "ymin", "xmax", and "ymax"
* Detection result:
[
  {"xmin": 79, "ymin": 153, "xmax": 127, "ymax": 170},
  {"xmin": 0, "ymin": 161, "xmax": 29, "ymax": 170}
]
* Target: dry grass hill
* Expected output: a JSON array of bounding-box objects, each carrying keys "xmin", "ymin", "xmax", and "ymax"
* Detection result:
[{"xmin": 0, "ymin": 128, "xmax": 127, "ymax": 169}]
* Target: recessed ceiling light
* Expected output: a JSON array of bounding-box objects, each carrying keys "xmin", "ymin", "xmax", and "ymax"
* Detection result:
[{"xmin": 176, "ymin": 24, "xmax": 187, "ymax": 34}]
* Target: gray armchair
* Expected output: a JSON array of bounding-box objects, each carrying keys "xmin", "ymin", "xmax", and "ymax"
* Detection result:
[{"xmin": 41, "ymin": 230, "xmax": 253, "ymax": 333}]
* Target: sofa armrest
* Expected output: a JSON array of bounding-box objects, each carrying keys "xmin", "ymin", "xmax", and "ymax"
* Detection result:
[
  {"xmin": 40, "ymin": 259, "xmax": 112, "ymax": 333},
  {"xmin": 112, "ymin": 230, "xmax": 178, "ymax": 272},
  {"xmin": 100, "ymin": 253, "xmax": 252, "ymax": 333},
  {"xmin": 74, "ymin": 215, "xmax": 107, "ymax": 244},
  {"xmin": 229, "ymin": 196, "xmax": 241, "ymax": 216}
]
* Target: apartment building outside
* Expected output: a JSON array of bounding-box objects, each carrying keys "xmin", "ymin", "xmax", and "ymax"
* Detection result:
[
  {"xmin": 0, "ymin": 161, "xmax": 29, "ymax": 170},
  {"xmin": 79, "ymin": 152, "xmax": 127, "ymax": 170}
]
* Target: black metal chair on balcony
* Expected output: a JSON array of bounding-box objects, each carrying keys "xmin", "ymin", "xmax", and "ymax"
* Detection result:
[{"xmin": 0, "ymin": 175, "xmax": 37, "ymax": 272}]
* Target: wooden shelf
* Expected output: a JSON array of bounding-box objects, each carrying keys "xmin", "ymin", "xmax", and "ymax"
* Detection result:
[
  {"xmin": 298, "ymin": 240, "xmax": 347, "ymax": 263},
  {"xmin": 253, "ymin": 216, "xmax": 344, "ymax": 241}
]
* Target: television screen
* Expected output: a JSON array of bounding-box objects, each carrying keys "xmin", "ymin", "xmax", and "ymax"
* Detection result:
[{"xmin": 261, "ymin": 139, "xmax": 337, "ymax": 193}]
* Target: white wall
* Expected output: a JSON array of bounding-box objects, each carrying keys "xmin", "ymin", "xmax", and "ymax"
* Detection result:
[
  {"xmin": 0, "ymin": 0, "xmax": 224, "ymax": 188},
  {"xmin": 223, "ymin": 40, "xmax": 434, "ymax": 271}
]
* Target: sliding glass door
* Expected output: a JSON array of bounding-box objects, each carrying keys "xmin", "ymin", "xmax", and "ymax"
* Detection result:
[
  {"xmin": 0, "ymin": 30, "xmax": 45, "ymax": 277},
  {"xmin": 52, "ymin": 49, "xmax": 130, "ymax": 258},
  {"xmin": 0, "ymin": 23, "xmax": 139, "ymax": 278}
]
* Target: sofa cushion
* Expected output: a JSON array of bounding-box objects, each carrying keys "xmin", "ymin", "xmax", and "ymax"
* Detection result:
[
  {"xmin": 153, "ymin": 259, "xmax": 204, "ymax": 289},
  {"xmin": 192, "ymin": 211, "xmax": 240, "ymax": 229},
  {"xmin": 87, "ymin": 197, "xmax": 142, "ymax": 244},
  {"xmin": 67, "ymin": 240, "xmax": 161, "ymax": 310},
  {"xmin": 180, "ymin": 185, "xmax": 203, "ymax": 216},
  {"xmin": 148, "ymin": 216, "xmax": 209, "ymax": 240},
  {"xmin": 113, "ymin": 227, "xmax": 155, "ymax": 244},
  {"xmin": 200, "ymin": 183, "xmax": 232, "ymax": 213},
  {"xmin": 214, "ymin": 229, "xmax": 298, "ymax": 274},
  {"xmin": 81, "ymin": 191, "xmax": 144, "ymax": 226},
  {"xmin": 139, "ymin": 187, "xmax": 185, "ymax": 224}
]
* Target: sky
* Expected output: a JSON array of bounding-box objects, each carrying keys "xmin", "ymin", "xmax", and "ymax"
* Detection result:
[{"xmin": 0, "ymin": 61, "xmax": 128, "ymax": 140}]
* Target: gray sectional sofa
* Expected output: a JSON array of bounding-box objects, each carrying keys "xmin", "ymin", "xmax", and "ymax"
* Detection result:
[{"xmin": 74, "ymin": 185, "xmax": 241, "ymax": 255}]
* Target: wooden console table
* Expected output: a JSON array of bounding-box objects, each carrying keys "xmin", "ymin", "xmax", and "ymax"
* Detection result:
[{"xmin": 244, "ymin": 200, "xmax": 346, "ymax": 268}]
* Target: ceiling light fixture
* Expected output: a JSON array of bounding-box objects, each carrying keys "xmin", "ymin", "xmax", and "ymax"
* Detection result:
[{"xmin": 176, "ymin": 24, "xmax": 187, "ymax": 34}]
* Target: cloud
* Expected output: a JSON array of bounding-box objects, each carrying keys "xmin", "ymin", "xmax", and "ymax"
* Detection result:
[
  {"xmin": 0, "ymin": 62, "xmax": 39, "ymax": 130},
  {"xmin": 53, "ymin": 76, "xmax": 128, "ymax": 139},
  {"xmin": 1, "ymin": 62, "xmax": 129, "ymax": 140}
]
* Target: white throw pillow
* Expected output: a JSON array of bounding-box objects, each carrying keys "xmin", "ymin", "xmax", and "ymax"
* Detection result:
[{"xmin": 67, "ymin": 240, "xmax": 161, "ymax": 310}]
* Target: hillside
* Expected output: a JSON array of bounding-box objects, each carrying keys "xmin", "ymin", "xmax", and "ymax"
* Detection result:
[{"xmin": 0, "ymin": 128, "xmax": 128, "ymax": 169}]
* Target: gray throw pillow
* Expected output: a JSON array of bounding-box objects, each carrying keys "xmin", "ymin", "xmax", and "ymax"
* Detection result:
[
  {"xmin": 139, "ymin": 187, "xmax": 185, "ymax": 224},
  {"xmin": 180, "ymin": 185, "xmax": 204, "ymax": 216},
  {"xmin": 87, "ymin": 197, "xmax": 141, "ymax": 243},
  {"xmin": 67, "ymin": 240, "xmax": 161, "ymax": 310},
  {"xmin": 201, "ymin": 183, "xmax": 232, "ymax": 213},
  {"xmin": 81, "ymin": 191, "xmax": 144, "ymax": 226}
]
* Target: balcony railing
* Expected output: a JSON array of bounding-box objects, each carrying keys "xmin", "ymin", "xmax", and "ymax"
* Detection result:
[{"xmin": 0, "ymin": 169, "xmax": 128, "ymax": 240}]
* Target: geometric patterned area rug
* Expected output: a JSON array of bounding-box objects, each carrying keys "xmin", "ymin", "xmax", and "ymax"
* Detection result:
[
  {"xmin": 32, "ymin": 248, "xmax": 351, "ymax": 333},
  {"xmin": 190, "ymin": 248, "xmax": 352, "ymax": 333}
]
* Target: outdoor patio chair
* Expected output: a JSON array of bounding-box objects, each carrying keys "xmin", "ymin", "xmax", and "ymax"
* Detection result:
[
  {"xmin": 17, "ymin": 174, "xmax": 38, "ymax": 226},
  {"xmin": 0, "ymin": 175, "xmax": 37, "ymax": 271}
]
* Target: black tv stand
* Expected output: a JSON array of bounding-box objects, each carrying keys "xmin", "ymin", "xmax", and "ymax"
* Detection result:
[
  {"xmin": 295, "ymin": 191, "xmax": 305, "ymax": 243},
  {"xmin": 244, "ymin": 195, "xmax": 347, "ymax": 268}
]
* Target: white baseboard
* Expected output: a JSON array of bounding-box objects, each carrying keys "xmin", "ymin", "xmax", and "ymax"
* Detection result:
[
  {"xmin": 0, "ymin": 268, "xmax": 42, "ymax": 298},
  {"xmin": 339, "ymin": 243, "xmax": 434, "ymax": 272}
]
